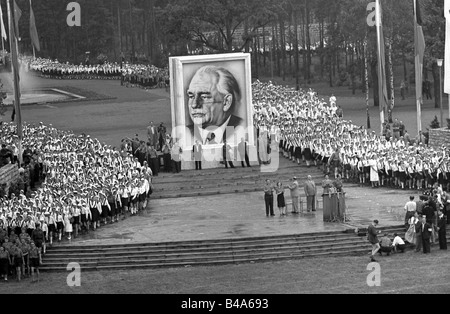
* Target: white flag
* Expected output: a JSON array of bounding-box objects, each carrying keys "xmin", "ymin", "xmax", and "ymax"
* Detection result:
[
  {"xmin": 0, "ymin": 4, "xmax": 6, "ymax": 41},
  {"xmin": 444, "ymin": 0, "xmax": 450, "ymax": 94}
]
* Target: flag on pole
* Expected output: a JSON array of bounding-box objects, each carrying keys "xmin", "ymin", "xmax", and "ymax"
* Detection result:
[
  {"xmin": 375, "ymin": 0, "xmax": 388, "ymax": 130},
  {"xmin": 0, "ymin": 4, "xmax": 7, "ymax": 41},
  {"xmin": 8, "ymin": 0, "xmax": 22, "ymax": 140},
  {"xmin": 29, "ymin": 0, "xmax": 40, "ymax": 51},
  {"xmin": 414, "ymin": 0, "xmax": 425, "ymax": 133},
  {"xmin": 444, "ymin": 0, "xmax": 450, "ymax": 94},
  {"xmin": 13, "ymin": 0, "xmax": 21, "ymax": 37}
]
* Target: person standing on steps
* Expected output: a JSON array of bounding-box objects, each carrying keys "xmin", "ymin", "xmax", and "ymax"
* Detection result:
[
  {"xmin": 222, "ymin": 139, "xmax": 235, "ymax": 169},
  {"xmin": 192, "ymin": 140, "xmax": 203, "ymax": 171},
  {"xmin": 275, "ymin": 181, "xmax": 286, "ymax": 216},
  {"xmin": 263, "ymin": 179, "xmax": 275, "ymax": 217},
  {"xmin": 416, "ymin": 215, "xmax": 432, "ymax": 254},
  {"xmin": 368, "ymin": 220, "xmax": 381, "ymax": 262},
  {"xmin": 171, "ymin": 140, "xmax": 183, "ymax": 174},
  {"xmin": 238, "ymin": 138, "xmax": 251, "ymax": 168},
  {"xmin": 288, "ymin": 177, "xmax": 300, "ymax": 214},
  {"xmin": 304, "ymin": 175, "xmax": 317, "ymax": 213},
  {"xmin": 437, "ymin": 210, "xmax": 447, "ymax": 250}
]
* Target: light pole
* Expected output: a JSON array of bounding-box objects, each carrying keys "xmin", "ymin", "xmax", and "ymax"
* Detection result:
[{"xmin": 437, "ymin": 59, "xmax": 444, "ymax": 128}]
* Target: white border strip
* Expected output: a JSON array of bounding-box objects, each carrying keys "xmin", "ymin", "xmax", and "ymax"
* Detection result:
[{"xmin": 51, "ymin": 88, "xmax": 86, "ymax": 100}]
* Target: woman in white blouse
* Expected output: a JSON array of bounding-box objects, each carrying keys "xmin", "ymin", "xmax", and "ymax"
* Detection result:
[
  {"xmin": 63, "ymin": 207, "xmax": 72, "ymax": 241},
  {"xmin": 415, "ymin": 159, "xmax": 424, "ymax": 191},
  {"xmin": 130, "ymin": 181, "xmax": 140, "ymax": 215}
]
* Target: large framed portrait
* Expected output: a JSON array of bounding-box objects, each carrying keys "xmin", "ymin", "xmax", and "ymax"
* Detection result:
[{"xmin": 170, "ymin": 53, "xmax": 254, "ymax": 151}]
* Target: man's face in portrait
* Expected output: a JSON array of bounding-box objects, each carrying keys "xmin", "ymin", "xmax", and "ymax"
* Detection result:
[{"xmin": 187, "ymin": 71, "xmax": 233, "ymax": 128}]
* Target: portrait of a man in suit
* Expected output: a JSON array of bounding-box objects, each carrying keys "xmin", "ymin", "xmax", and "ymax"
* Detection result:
[{"xmin": 185, "ymin": 65, "xmax": 246, "ymax": 146}]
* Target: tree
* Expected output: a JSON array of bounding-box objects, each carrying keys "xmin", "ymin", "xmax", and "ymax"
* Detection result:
[
  {"xmin": 421, "ymin": 0, "xmax": 445, "ymax": 109},
  {"xmin": 160, "ymin": 0, "xmax": 277, "ymax": 53}
]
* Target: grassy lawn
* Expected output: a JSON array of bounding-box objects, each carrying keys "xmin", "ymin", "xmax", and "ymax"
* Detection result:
[{"xmin": 1, "ymin": 249, "xmax": 449, "ymax": 294}]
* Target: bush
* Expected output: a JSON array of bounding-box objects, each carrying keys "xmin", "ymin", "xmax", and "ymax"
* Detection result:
[
  {"xmin": 447, "ymin": 118, "xmax": 450, "ymax": 130},
  {"xmin": 430, "ymin": 116, "xmax": 440, "ymax": 129},
  {"xmin": 96, "ymin": 53, "xmax": 108, "ymax": 65}
]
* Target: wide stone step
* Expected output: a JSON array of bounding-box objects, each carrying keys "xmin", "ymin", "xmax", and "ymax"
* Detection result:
[
  {"xmin": 39, "ymin": 246, "xmax": 384, "ymax": 272},
  {"xmin": 41, "ymin": 242, "xmax": 373, "ymax": 266},
  {"xmin": 44, "ymin": 232, "xmax": 374, "ymax": 252},
  {"xmin": 43, "ymin": 237, "xmax": 370, "ymax": 261},
  {"xmin": 45, "ymin": 226, "xmax": 408, "ymax": 254}
]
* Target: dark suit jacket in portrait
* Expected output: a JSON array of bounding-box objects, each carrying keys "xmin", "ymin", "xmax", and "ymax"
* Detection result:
[{"xmin": 186, "ymin": 115, "xmax": 245, "ymax": 146}]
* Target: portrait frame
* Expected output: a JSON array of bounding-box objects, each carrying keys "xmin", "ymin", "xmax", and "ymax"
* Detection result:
[{"xmin": 169, "ymin": 53, "xmax": 255, "ymax": 151}]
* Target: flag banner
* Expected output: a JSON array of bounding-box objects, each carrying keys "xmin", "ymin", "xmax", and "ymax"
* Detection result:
[
  {"xmin": 379, "ymin": 22, "xmax": 389, "ymax": 113},
  {"xmin": 444, "ymin": 0, "xmax": 450, "ymax": 94},
  {"xmin": 414, "ymin": 0, "xmax": 425, "ymax": 132},
  {"xmin": 415, "ymin": 0, "xmax": 425, "ymax": 99},
  {"xmin": 375, "ymin": 0, "xmax": 388, "ymax": 125},
  {"xmin": 0, "ymin": 4, "xmax": 6, "ymax": 41},
  {"xmin": 29, "ymin": 0, "xmax": 40, "ymax": 51},
  {"xmin": 13, "ymin": 0, "xmax": 21, "ymax": 37},
  {"xmin": 9, "ymin": 0, "xmax": 22, "ymax": 139}
]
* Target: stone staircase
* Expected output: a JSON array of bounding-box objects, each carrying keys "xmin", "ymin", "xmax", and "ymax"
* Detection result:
[
  {"xmin": 151, "ymin": 157, "xmax": 326, "ymax": 199},
  {"xmin": 40, "ymin": 225, "xmax": 449, "ymax": 272}
]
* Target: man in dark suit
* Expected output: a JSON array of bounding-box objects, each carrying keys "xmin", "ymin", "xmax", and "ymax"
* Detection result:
[
  {"xmin": 238, "ymin": 138, "xmax": 251, "ymax": 168},
  {"xmin": 128, "ymin": 134, "xmax": 140, "ymax": 158},
  {"xmin": 147, "ymin": 122, "xmax": 159, "ymax": 149},
  {"xmin": 222, "ymin": 140, "xmax": 235, "ymax": 169},
  {"xmin": 367, "ymin": 220, "xmax": 381, "ymax": 262},
  {"xmin": 192, "ymin": 140, "xmax": 203, "ymax": 171},
  {"xmin": 185, "ymin": 65, "xmax": 246, "ymax": 146},
  {"xmin": 416, "ymin": 215, "xmax": 433, "ymax": 254},
  {"xmin": 304, "ymin": 175, "xmax": 317, "ymax": 212},
  {"xmin": 437, "ymin": 210, "xmax": 447, "ymax": 250}
]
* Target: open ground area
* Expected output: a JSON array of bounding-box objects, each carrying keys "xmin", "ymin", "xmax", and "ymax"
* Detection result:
[{"xmin": 1, "ymin": 250, "xmax": 449, "ymax": 294}]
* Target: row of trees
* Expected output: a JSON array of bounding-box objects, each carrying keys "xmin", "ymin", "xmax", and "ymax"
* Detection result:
[{"xmin": 5, "ymin": 0, "xmax": 446, "ymax": 109}]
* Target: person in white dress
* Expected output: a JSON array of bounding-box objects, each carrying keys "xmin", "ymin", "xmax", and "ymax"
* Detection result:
[
  {"xmin": 63, "ymin": 209, "xmax": 73, "ymax": 241},
  {"xmin": 369, "ymin": 154, "xmax": 379, "ymax": 188}
]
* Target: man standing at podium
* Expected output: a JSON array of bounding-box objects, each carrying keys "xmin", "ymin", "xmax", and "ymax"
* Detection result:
[{"xmin": 304, "ymin": 175, "xmax": 317, "ymax": 212}]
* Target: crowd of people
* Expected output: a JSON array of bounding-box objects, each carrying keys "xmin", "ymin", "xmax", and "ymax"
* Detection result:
[
  {"xmin": 0, "ymin": 121, "xmax": 155, "ymax": 281},
  {"xmin": 367, "ymin": 190, "xmax": 448, "ymax": 262},
  {"xmin": 24, "ymin": 57, "xmax": 170, "ymax": 90},
  {"xmin": 120, "ymin": 121, "xmax": 183, "ymax": 176},
  {"xmin": 252, "ymin": 81, "xmax": 450, "ymax": 194},
  {"xmin": 0, "ymin": 75, "xmax": 448, "ymax": 280}
]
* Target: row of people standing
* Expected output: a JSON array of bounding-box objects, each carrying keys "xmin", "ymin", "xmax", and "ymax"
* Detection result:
[
  {"xmin": 26, "ymin": 57, "xmax": 169, "ymax": 85},
  {"xmin": 262, "ymin": 176, "xmax": 318, "ymax": 217}
]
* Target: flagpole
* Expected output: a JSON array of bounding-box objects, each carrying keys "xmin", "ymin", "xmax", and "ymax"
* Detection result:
[
  {"xmin": 30, "ymin": 0, "xmax": 36, "ymax": 60},
  {"xmin": 7, "ymin": 0, "xmax": 22, "ymax": 167},
  {"xmin": 364, "ymin": 34, "xmax": 371, "ymax": 129},
  {"xmin": 414, "ymin": 0, "xmax": 422, "ymax": 135},
  {"xmin": 0, "ymin": 4, "xmax": 6, "ymax": 65},
  {"xmin": 30, "ymin": 0, "xmax": 34, "ymax": 59},
  {"xmin": 375, "ymin": 0, "xmax": 385, "ymax": 134}
]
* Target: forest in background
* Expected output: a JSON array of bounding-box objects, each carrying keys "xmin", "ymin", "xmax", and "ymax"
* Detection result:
[{"xmin": 3, "ymin": 0, "xmax": 446, "ymax": 109}]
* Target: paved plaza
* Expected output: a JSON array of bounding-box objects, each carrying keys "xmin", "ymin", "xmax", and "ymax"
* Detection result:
[{"xmin": 58, "ymin": 181, "xmax": 410, "ymax": 246}]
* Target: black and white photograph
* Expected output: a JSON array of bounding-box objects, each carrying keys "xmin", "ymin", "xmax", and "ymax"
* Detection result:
[{"xmin": 0, "ymin": 0, "xmax": 448, "ymax": 300}]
